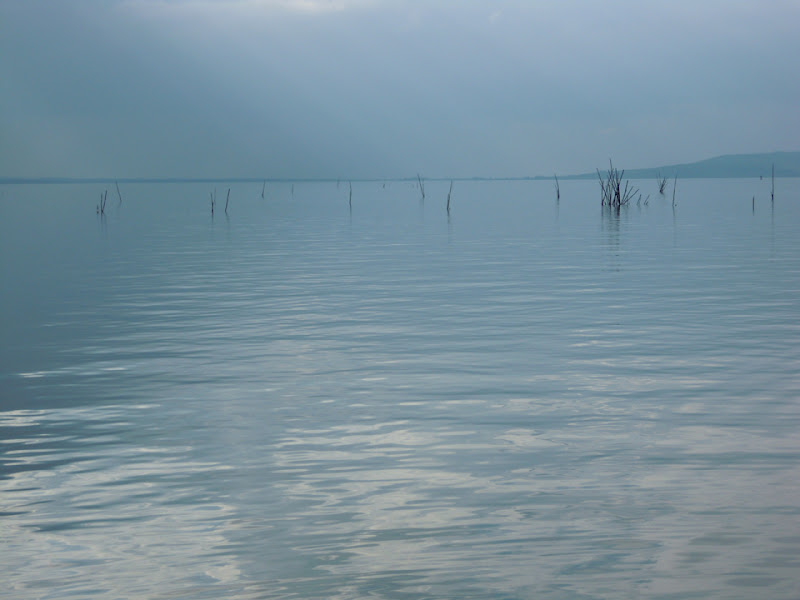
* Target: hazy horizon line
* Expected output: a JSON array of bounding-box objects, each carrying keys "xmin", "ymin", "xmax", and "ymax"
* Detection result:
[{"xmin": 3, "ymin": 152, "xmax": 797, "ymax": 185}]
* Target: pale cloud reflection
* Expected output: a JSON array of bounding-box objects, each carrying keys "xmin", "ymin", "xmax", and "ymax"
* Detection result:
[{"xmin": 0, "ymin": 405, "xmax": 245, "ymax": 598}]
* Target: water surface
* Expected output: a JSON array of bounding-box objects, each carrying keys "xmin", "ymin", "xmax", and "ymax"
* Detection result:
[{"xmin": 2, "ymin": 179, "xmax": 799, "ymax": 598}]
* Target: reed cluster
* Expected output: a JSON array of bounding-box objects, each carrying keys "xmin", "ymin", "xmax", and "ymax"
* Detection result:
[{"xmin": 597, "ymin": 161, "xmax": 639, "ymax": 207}]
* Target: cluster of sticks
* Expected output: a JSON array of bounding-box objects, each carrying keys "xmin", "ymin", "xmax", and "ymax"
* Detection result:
[{"xmin": 597, "ymin": 160, "xmax": 639, "ymax": 207}]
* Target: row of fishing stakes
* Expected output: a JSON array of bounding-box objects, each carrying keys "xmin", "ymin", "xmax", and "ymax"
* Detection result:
[
  {"xmin": 96, "ymin": 167, "xmax": 777, "ymax": 218},
  {"xmin": 98, "ymin": 180, "xmax": 460, "ymax": 217},
  {"xmin": 116, "ymin": 168, "xmax": 788, "ymax": 217}
]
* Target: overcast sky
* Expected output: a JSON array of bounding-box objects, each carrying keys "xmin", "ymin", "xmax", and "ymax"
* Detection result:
[{"xmin": 1, "ymin": 0, "xmax": 798, "ymax": 179}]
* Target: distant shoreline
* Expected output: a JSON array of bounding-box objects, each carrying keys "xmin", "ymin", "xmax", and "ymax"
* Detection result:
[{"xmin": 2, "ymin": 151, "xmax": 798, "ymax": 184}]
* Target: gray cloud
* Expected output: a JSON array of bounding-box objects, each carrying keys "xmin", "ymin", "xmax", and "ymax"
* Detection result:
[{"xmin": 2, "ymin": 0, "xmax": 798, "ymax": 178}]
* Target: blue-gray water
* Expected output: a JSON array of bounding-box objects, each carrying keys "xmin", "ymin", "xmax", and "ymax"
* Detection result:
[{"xmin": 1, "ymin": 179, "xmax": 799, "ymax": 599}]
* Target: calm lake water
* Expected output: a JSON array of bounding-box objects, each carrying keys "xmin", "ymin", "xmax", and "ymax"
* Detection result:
[{"xmin": 1, "ymin": 178, "xmax": 799, "ymax": 599}]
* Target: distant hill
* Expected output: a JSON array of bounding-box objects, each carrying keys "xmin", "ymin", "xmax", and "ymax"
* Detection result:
[{"xmin": 548, "ymin": 152, "xmax": 800, "ymax": 180}]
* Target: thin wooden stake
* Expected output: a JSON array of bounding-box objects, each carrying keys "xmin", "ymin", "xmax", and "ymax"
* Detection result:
[
  {"xmin": 771, "ymin": 164, "xmax": 775, "ymax": 203},
  {"xmin": 447, "ymin": 180, "xmax": 453, "ymax": 213},
  {"xmin": 672, "ymin": 174, "xmax": 677, "ymax": 207}
]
